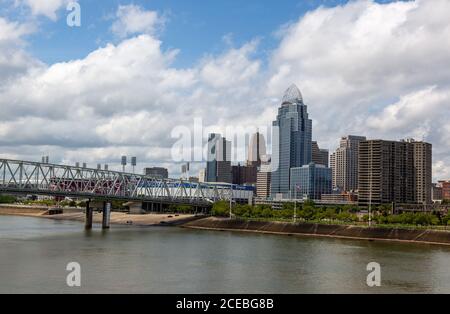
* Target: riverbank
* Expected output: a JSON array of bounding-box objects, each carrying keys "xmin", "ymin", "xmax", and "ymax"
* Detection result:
[
  {"xmin": 0, "ymin": 204, "xmax": 60, "ymax": 216},
  {"xmin": 45, "ymin": 212, "xmax": 200, "ymax": 226},
  {"xmin": 4, "ymin": 204, "xmax": 450, "ymax": 245},
  {"xmin": 0, "ymin": 204, "xmax": 200, "ymax": 226},
  {"xmin": 182, "ymin": 217, "xmax": 450, "ymax": 246}
]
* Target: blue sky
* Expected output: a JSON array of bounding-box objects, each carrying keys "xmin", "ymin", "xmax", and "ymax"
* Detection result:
[{"xmin": 8, "ymin": 0, "xmax": 394, "ymax": 67}]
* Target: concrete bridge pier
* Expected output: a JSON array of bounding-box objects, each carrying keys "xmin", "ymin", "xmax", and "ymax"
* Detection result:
[
  {"xmin": 102, "ymin": 201, "xmax": 111, "ymax": 229},
  {"xmin": 85, "ymin": 200, "xmax": 93, "ymax": 230}
]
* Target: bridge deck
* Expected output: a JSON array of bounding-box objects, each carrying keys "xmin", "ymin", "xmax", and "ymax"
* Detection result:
[{"xmin": 0, "ymin": 159, "xmax": 240, "ymax": 206}]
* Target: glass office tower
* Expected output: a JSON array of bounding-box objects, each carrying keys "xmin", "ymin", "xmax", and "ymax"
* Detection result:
[
  {"xmin": 290, "ymin": 163, "xmax": 332, "ymax": 200},
  {"xmin": 271, "ymin": 84, "xmax": 312, "ymax": 198}
]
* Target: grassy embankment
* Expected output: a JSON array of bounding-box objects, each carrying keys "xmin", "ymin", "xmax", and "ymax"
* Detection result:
[{"xmin": 211, "ymin": 200, "xmax": 450, "ymax": 231}]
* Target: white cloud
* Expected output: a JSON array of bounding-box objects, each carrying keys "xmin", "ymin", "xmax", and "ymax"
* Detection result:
[
  {"xmin": 111, "ymin": 4, "xmax": 164, "ymax": 38},
  {"xmin": 0, "ymin": 17, "xmax": 39, "ymax": 84},
  {"xmin": 21, "ymin": 0, "xmax": 68, "ymax": 20},
  {"xmin": 0, "ymin": 17, "xmax": 32, "ymax": 42},
  {"xmin": 199, "ymin": 40, "xmax": 261, "ymax": 89},
  {"xmin": 366, "ymin": 86, "xmax": 449, "ymax": 134}
]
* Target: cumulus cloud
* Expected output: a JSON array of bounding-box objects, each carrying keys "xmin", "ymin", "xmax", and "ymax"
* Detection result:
[
  {"xmin": 0, "ymin": 17, "xmax": 40, "ymax": 84},
  {"xmin": 111, "ymin": 4, "xmax": 164, "ymax": 38},
  {"xmin": 20, "ymin": 0, "xmax": 68, "ymax": 20},
  {"xmin": 0, "ymin": 0, "xmax": 450, "ymax": 180},
  {"xmin": 0, "ymin": 17, "xmax": 32, "ymax": 42},
  {"xmin": 199, "ymin": 40, "xmax": 261, "ymax": 89},
  {"xmin": 0, "ymin": 31, "xmax": 263, "ymax": 170},
  {"xmin": 366, "ymin": 86, "xmax": 449, "ymax": 134}
]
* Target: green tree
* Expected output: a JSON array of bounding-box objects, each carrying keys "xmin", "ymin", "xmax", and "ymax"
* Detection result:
[
  {"xmin": 0, "ymin": 195, "xmax": 17, "ymax": 204},
  {"xmin": 299, "ymin": 205, "xmax": 315, "ymax": 221},
  {"xmin": 261, "ymin": 208, "xmax": 273, "ymax": 218},
  {"xmin": 323, "ymin": 207, "xmax": 337, "ymax": 220},
  {"xmin": 303, "ymin": 200, "xmax": 316, "ymax": 207},
  {"xmin": 442, "ymin": 214, "xmax": 450, "ymax": 225},
  {"xmin": 211, "ymin": 201, "xmax": 229, "ymax": 217}
]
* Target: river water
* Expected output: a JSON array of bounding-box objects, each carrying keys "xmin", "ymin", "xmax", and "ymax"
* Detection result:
[{"xmin": 1, "ymin": 216, "xmax": 450, "ymax": 294}]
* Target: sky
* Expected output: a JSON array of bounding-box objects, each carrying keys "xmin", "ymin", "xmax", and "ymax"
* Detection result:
[{"xmin": 0, "ymin": 0, "xmax": 449, "ymax": 180}]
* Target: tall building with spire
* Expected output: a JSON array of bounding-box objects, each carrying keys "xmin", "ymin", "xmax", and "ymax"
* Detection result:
[
  {"xmin": 206, "ymin": 133, "xmax": 232, "ymax": 183},
  {"xmin": 271, "ymin": 84, "xmax": 312, "ymax": 198},
  {"xmin": 247, "ymin": 131, "xmax": 267, "ymax": 167}
]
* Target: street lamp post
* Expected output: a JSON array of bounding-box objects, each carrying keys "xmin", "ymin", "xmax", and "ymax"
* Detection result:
[
  {"xmin": 294, "ymin": 198, "xmax": 297, "ymax": 224},
  {"xmin": 368, "ymin": 146, "xmax": 373, "ymax": 227},
  {"xmin": 229, "ymin": 184, "xmax": 233, "ymax": 219}
]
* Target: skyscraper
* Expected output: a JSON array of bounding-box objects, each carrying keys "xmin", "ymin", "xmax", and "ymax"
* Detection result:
[
  {"xmin": 358, "ymin": 139, "xmax": 432, "ymax": 206},
  {"xmin": 330, "ymin": 135, "xmax": 366, "ymax": 192},
  {"xmin": 411, "ymin": 139, "xmax": 432, "ymax": 204},
  {"xmin": 206, "ymin": 133, "xmax": 232, "ymax": 183},
  {"xmin": 312, "ymin": 141, "xmax": 329, "ymax": 167},
  {"xmin": 271, "ymin": 84, "xmax": 312, "ymax": 198},
  {"xmin": 247, "ymin": 131, "xmax": 267, "ymax": 167}
]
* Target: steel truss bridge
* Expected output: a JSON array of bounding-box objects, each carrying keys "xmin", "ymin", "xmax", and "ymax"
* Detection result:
[{"xmin": 0, "ymin": 159, "xmax": 242, "ymax": 207}]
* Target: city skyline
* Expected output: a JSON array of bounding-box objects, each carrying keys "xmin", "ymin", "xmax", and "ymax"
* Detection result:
[
  {"xmin": 2, "ymin": 0, "xmax": 450, "ymax": 298},
  {"xmin": 0, "ymin": 0, "xmax": 449, "ymax": 181}
]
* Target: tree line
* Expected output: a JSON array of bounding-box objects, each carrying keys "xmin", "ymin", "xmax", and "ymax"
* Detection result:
[{"xmin": 211, "ymin": 200, "xmax": 450, "ymax": 227}]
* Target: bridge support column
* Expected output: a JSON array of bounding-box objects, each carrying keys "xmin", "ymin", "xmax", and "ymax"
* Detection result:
[
  {"xmin": 102, "ymin": 201, "xmax": 111, "ymax": 229},
  {"xmin": 85, "ymin": 201, "xmax": 93, "ymax": 230}
]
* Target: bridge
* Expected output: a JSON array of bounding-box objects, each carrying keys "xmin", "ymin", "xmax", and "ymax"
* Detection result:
[{"xmin": 0, "ymin": 158, "xmax": 253, "ymax": 229}]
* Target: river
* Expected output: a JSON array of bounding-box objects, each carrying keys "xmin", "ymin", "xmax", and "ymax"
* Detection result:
[{"xmin": 1, "ymin": 216, "xmax": 450, "ymax": 294}]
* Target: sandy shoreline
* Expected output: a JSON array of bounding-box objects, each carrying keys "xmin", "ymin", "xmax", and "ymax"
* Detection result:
[
  {"xmin": 45, "ymin": 212, "xmax": 200, "ymax": 226},
  {"xmin": 0, "ymin": 205, "xmax": 200, "ymax": 226}
]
